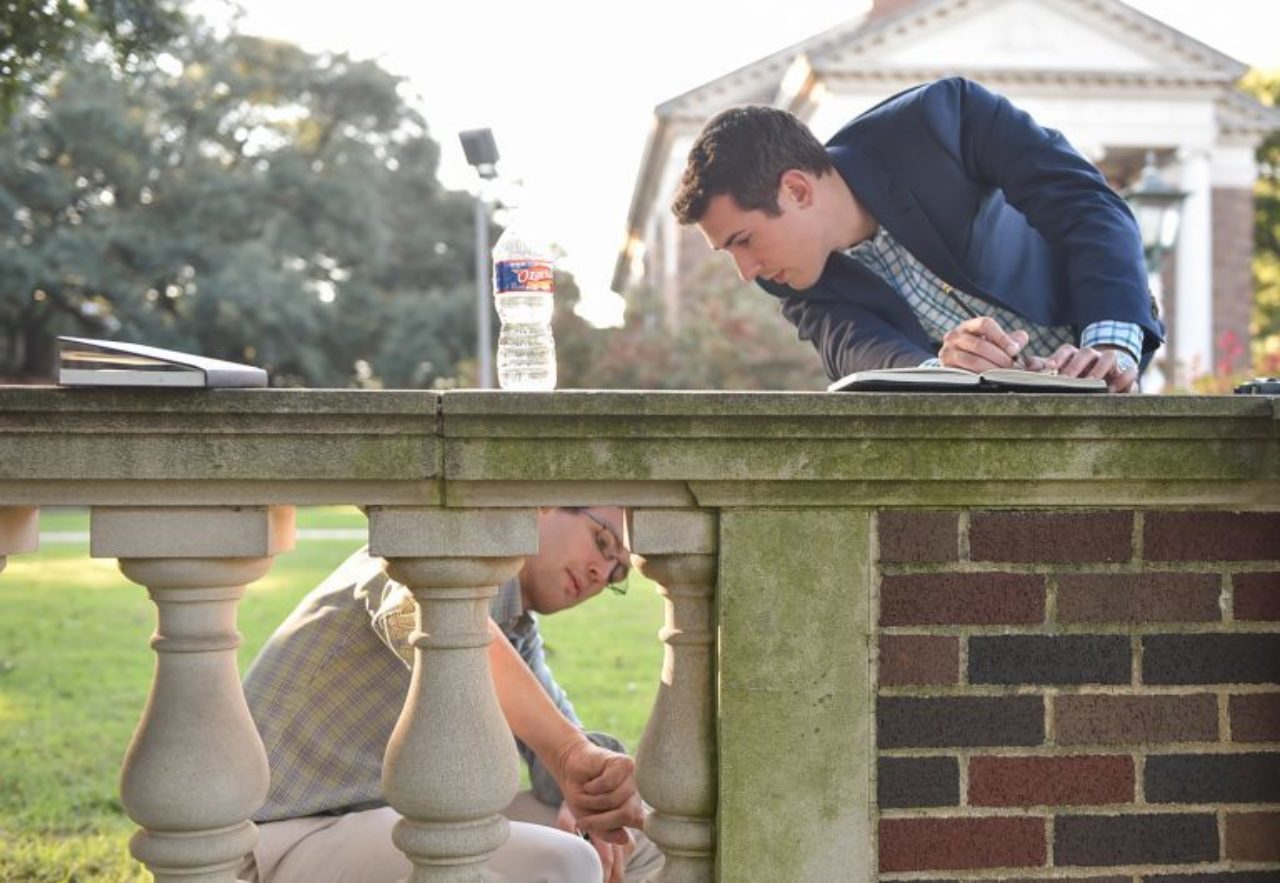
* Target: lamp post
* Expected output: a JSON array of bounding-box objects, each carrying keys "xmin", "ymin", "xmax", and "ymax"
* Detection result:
[
  {"xmin": 1123, "ymin": 151, "xmax": 1188, "ymax": 392},
  {"xmin": 459, "ymin": 128, "xmax": 499, "ymax": 389}
]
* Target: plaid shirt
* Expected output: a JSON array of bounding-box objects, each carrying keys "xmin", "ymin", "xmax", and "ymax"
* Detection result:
[
  {"xmin": 846, "ymin": 227, "xmax": 1143, "ymax": 367},
  {"xmin": 242, "ymin": 548, "xmax": 580, "ymax": 822}
]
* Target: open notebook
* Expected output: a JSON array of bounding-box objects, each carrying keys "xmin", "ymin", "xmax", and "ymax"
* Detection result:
[
  {"xmin": 57, "ymin": 336, "xmax": 268, "ymax": 388},
  {"xmin": 828, "ymin": 366, "xmax": 1107, "ymax": 393}
]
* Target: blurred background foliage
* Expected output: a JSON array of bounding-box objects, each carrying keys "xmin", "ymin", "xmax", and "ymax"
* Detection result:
[
  {"xmin": 1193, "ymin": 69, "xmax": 1280, "ymax": 391},
  {"xmin": 0, "ymin": 0, "xmax": 827, "ymax": 390}
]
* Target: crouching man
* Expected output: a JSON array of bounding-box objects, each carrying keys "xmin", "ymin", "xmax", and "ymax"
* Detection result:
[{"xmin": 238, "ymin": 507, "xmax": 663, "ymax": 883}]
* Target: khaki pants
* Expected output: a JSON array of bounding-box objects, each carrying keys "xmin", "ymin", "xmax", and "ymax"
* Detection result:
[
  {"xmin": 504, "ymin": 791, "xmax": 665, "ymax": 882},
  {"xmin": 240, "ymin": 792, "xmax": 664, "ymax": 883}
]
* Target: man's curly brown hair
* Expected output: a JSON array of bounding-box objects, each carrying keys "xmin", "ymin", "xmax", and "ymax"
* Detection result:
[{"xmin": 671, "ymin": 105, "xmax": 833, "ymax": 225}]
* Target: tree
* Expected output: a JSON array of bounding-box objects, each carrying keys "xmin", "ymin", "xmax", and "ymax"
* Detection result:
[
  {"xmin": 1241, "ymin": 69, "xmax": 1280, "ymax": 357},
  {"xmin": 555, "ymin": 262, "xmax": 826, "ymax": 390},
  {"xmin": 0, "ymin": 0, "xmax": 185, "ymax": 118},
  {"xmin": 0, "ymin": 21, "xmax": 483, "ymax": 387}
]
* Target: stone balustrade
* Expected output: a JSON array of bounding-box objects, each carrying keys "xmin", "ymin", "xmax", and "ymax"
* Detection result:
[{"xmin": 2, "ymin": 387, "xmax": 1278, "ymax": 882}]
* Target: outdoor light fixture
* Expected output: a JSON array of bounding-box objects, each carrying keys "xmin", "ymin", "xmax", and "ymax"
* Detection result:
[
  {"xmin": 1122, "ymin": 151, "xmax": 1188, "ymax": 393},
  {"xmin": 460, "ymin": 128, "xmax": 500, "ymax": 387},
  {"xmin": 1123, "ymin": 151, "xmax": 1188, "ymax": 274},
  {"xmin": 459, "ymin": 128, "xmax": 500, "ymax": 180}
]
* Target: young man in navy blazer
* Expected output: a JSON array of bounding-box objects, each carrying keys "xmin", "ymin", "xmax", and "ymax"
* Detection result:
[{"xmin": 672, "ymin": 77, "xmax": 1164, "ymax": 393}]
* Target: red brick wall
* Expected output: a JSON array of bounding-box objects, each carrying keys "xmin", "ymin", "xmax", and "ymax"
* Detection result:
[{"xmin": 875, "ymin": 509, "xmax": 1280, "ymax": 878}]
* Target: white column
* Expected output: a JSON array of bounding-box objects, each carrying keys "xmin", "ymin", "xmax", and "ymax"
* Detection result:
[
  {"xmin": 0, "ymin": 506, "xmax": 39, "ymax": 574},
  {"xmin": 92, "ymin": 505, "xmax": 295, "ymax": 883},
  {"xmin": 1174, "ymin": 148, "xmax": 1213, "ymax": 386},
  {"xmin": 368, "ymin": 507, "xmax": 537, "ymax": 882},
  {"xmin": 631, "ymin": 509, "xmax": 718, "ymax": 882}
]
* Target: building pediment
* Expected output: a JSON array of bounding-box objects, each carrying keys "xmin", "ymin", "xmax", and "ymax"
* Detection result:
[
  {"xmin": 814, "ymin": 0, "xmax": 1245, "ymax": 81},
  {"xmin": 661, "ymin": 0, "xmax": 1247, "ymax": 123}
]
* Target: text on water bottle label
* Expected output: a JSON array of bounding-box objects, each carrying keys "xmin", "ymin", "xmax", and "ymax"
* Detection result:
[{"xmin": 495, "ymin": 260, "xmax": 554, "ymax": 295}]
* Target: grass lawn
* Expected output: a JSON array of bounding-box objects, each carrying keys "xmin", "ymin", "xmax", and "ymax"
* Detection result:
[{"xmin": 0, "ymin": 507, "xmax": 665, "ymax": 881}]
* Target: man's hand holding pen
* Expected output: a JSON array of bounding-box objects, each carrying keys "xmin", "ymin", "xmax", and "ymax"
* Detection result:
[
  {"xmin": 939, "ymin": 316, "xmax": 1138, "ymax": 393},
  {"xmin": 939, "ymin": 316, "xmax": 1033, "ymax": 373}
]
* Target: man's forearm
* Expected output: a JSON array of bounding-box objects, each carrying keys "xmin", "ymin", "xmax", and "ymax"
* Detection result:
[
  {"xmin": 486, "ymin": 618, "xmax": 584, "ymax": 768},
  {"xmin": 486, "ymin": 619, "xmax": 644, "ymax": 839}
]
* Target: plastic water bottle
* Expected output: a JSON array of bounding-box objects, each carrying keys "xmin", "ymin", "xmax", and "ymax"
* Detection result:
[{"xmin": 492, "ymin": 216, "xmax": 557, "ymax": 390}]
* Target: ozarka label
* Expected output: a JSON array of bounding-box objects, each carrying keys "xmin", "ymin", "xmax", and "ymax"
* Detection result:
[{"xmin": 494, "ymin": 260, "xmax": 554, "ymax": 294}]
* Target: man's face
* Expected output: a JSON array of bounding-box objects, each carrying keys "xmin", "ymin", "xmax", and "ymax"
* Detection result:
[
  {"xmin": 696, "ymin": 182, "xmax": 830, "ymax": 291},
  {"xmin": 519, "ymin": 507, "xmax": 629, "ymax": 615}
]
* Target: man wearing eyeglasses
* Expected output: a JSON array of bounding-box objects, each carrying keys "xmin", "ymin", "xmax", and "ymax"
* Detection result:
[{"xmin": 238, "ymin": 506, "xmax": 660, "ymax": 883}]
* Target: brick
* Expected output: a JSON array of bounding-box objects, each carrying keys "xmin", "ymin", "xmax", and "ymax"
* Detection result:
[
  {"xmin": 1145, "ymin": 511, "xmax": 1280, "ymax": 561},
  {"xmin": 1054, "ymin": 813, "xmax": 1218, "ymax": 866},
  {"xmin": 1230, "ymin": 693, "xmax": 1280, "ymax": 742},
  {"xmin": 879, "ymin": 511, "xmax": 959, "ymax": 563},
  {"xmin": 1143, "ymin": 634, "xmax": 1280, "ymax": 685},
  {"xmin": 970, "ymin": 879, "xmax": 1131, "ymax": 883},
  {"xmin": 1055, "ymin": 694, "xmax": 1218, "ymax": 745},
  {"xmin": 879, "ymin": 817, "xmax": 1046, "ymax": 872},
  {"xmin": 1226, "ymin": 812, "xmax": 1280, "ymax": 862},
  {"xmin": 970, "ymin": 510, "xmax": 1132, "ymax": 563},
  {"xmin": 878, "ymin": 756, "xmax": 959, "ymax": 808},
  {"xmin": 1057, "ymin": 572, "xmax": 1221, "ymax": 624},
  {"xmin": 880, "ymin": 634, "xmax": 959, "ymax": 686},
  {"xmin": 970, "ymin": 635, "xmax": 1130, "ymax": 685},
  {"xmin": 1234, "ymin": 572, "xmax": 1280, "ymax": 621},
  {"xmin": 1146, "ymin": 870, "xmax": 1280, "ymax": 875},
  {"xmin": 878, "ymin": 696, "xmax": 1044, "ymax": 749},
  {"xmin": 880, "ymin": 573, "xmax": 1045, "ymax": 626},
  {"xmin": 1146, "ymin": 753, "xmax": 1280, "ymax": 803},
  {"xmin": 968, "ymin": 755, "xmax": 1134, "ymax": 806}
]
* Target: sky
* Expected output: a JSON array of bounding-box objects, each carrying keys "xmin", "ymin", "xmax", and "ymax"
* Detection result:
[{"xmin": 201, "ymin": 0, "xmax": 1280, "ymax": 325}]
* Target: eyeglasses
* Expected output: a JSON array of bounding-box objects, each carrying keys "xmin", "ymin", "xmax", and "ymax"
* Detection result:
[{"xmin": 577, "ymin": 510, "xmax": 631, "ymax": 594}]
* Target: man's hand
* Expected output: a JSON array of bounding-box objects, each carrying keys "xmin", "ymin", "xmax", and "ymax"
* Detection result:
[
  {"xmin": 555, "ymin": 801, "xmax": 635, "ymax": 883},
  {"xmin": 554, "ymin": 738, "xmax": 644, "ymax": 845},
  {"xmin": 1038, "ymin": 343, "xmax": 1138, "ymax": 393},
  {"xmin": 939, "ymin": 317, "xmax": 1029, "ymax": 373}
]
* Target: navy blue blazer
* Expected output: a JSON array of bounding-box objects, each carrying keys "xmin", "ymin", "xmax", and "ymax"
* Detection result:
[{"xmin": 759, "ymin": 77, "xmax": 1164, "ymax": 379}]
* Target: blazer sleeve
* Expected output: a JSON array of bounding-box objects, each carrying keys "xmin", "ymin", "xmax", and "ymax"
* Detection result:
[
  {"xmin": 921, "ymin": 78, "xmax": 1157, "ymax": 348},
  {"xmin": 774, "ymin": 280, "xmax": 936, "ymax": 379}
]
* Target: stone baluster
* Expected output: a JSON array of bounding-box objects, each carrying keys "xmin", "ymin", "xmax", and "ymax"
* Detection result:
[
  {"xmin": 92, "ymin": 505, "xmax": 295, "ymax": 883},
  {"xmin": 368, "ymin": 507, "xmax": 537, "ymax": 882},
  {"xmin": 0, "ymin": 506, "xmax": 39, "ymax": 575},
  {"xmin": 632, "ymin": 509, "xmax": 719, "ymax": 882}
]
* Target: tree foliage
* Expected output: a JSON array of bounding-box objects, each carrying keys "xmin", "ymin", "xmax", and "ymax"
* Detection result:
[
  {"xmin": 0, "ymin": 0, "xmax": 185, "ymax": 118},
  {"xmin": 555, "ymin": 263, "xmax": 825, "ymax": 390},
  {"xmin": 0, "ymin": 21, "xmax": 484, "ymax": 386},
  {"xmin": 1241, "ymin": 69, "xmax": 1280, "ymax": 352}
]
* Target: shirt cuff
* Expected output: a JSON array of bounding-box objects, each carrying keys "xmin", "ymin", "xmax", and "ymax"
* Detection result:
[{"xmin": 1080, "ymin": 321, "xmax": 1142, "ymax": 363}]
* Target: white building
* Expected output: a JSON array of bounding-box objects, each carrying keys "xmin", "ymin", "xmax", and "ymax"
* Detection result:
[{"xmin": 613, "ymin": 0, "xmax": 1280, "ymax": 384}]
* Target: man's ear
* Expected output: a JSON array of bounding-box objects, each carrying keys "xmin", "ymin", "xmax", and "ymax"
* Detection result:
[{"xmin": 778, "ymin": 169, "xmax": 816, "ymax": 209}]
